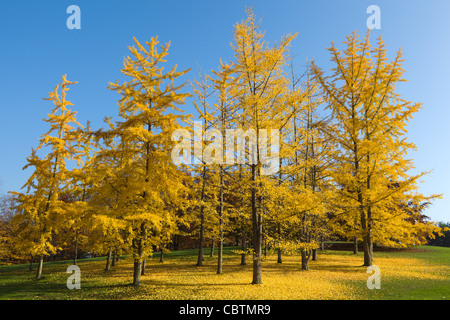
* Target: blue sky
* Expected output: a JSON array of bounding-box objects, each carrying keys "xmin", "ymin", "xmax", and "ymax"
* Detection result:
[{"xmin": 0, "ymin": 1, "xmax": 448, "ymax": 223}]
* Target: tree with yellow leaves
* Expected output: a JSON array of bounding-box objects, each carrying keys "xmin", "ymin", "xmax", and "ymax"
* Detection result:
[
  {"xmin": 230, "ymin": 8, "xmax": 297, "ymax": 284},
  {"xmin": 208, "ymin": 60, "xmax": 236, "ymax": 274},
  {"xmin": 11, "ymin": 75, "xmax": 84, "ymax": 279},
  {"xmin": 278, "ymin": 67, "xmax": 335, "ymax": 270},
  {"xmin": 62, "ymin": 121, "xmax": 96, "ymax": 265},
  {"xmin": 107, "ymin": 36, "xmax": 191, "ymax": 286},
  {"xmin": 311, "ymin": 31, "xmax": 442, "ymax": 266},
  {"xmin": 190, "ymin": 71, "xmax": 217, "ymax": 267}
]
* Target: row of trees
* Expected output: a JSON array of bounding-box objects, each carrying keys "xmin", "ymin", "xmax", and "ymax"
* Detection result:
[{"xmin": 0, "ymin": 9, "xmax": 444, "ymax": 286}]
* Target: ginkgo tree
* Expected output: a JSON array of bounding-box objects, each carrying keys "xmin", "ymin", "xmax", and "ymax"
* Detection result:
[
  {"xmin": 208, "ymin": 60, "xmax": 237, "ymax": 274},
  {"xmin": 62, "ymin": 121, "xmax": 96, "ymax": 265},
  {"xmin": 190, "ymin": 72, "xmax": 218, "ymax": 267},
  {"xmin": 11, "ymin": 75, "xmax": 84, "ymax": 279},
  {"xmin": 230, "ymin": 8, "xmax": 298, "ymax": 284},
  {"xmin": 277, "ymin": 68, "xmax": 334, "ymax": 270},
  {"xmin": 86, "ymin": 121, "xmax": 133, "ymax": 270},
  {"xmin": 107, "ymin": 36, "xmax": 192, "ymax": 286},
  {"xmin": 311, "ymin": 31, "xmax": 442, "ymax": 266}
]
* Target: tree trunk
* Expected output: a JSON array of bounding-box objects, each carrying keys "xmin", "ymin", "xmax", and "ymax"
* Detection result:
[
  {"xmin": 132, "ymin": 223, "xmax": 146, "ymax": 287},
  {"xmin": 217, "ymin": 168, "xmax": 224, "ymax": 275},
  {"xmin": 217, "ymin": 237, "xmax": 223, "ymax": 275},
  {"xmin": 29, "ymin": 256, "xmax": 34, "ymax": 271},
  {"xmin": 141, "ymin": 256, "xmax": 146, "ymax": 275},
  {"xmin": 112, "ymin": 250, "xmax": 116, "ymax": 267},
  {"xmin": 197, "ymin": 207, "xmax": 205, "ymax": 266},
  {"xmin": 240, "ymin": 246, "xmax": 247, "ymax": 265},
  {"xmin": 239, "ymin": 165, "xmax": 246, "ymax": 266},
  {"xmin": 36, "ymin": 255, "xmax": 44, "ymax": 279},
  {"xmin": 251, "ymin": 165, "xmax": 262, "ymax": 284},
  {"xmin": 160, "ymin": 247, "xmax": 164, "ymax": 263},
  {"xmin": 133, "ymin": 259, "xmax": 142, "ymax": 287},
  {"xmin": 363, "ymin": 151, "xmax": 374, "ymax": 266},
  {"xmin": 105, "ymin": 247, "xmax": 112, "ymax": 271},
  {"xmin": 301, "ymin": 249, "xmax": 311, "ymax": 271},
  {"xmin": 363, "ymin": 233, "xmax": 373, "ymax": 266},
  {"xmin": 312, "ymin": 248, "xmax": 318, "ymax": 261},
  {"xmin": 210, "ymin": 238, "xmax": 215, "ymax": 257},
  {"xmin": 264, "ymin": 236, "xmax": 268, "ymax": 259},
  {"xmin": 276, "ymin": 224, "xmax": 282, "ymax": 263},
  {"xmin": 361, "ymin": 207, "xmax": 373, "ymax": 266},
  {"xmin": 197, "ymin": 166, "xmax": 207, "ymax": 267},
  {"xmin": 240, "ymin": 215, "xmax": 247, "ymax": 265},
  {"xmin": 353, "ymin": 237, "xmax": 359, "ymax": 255}
]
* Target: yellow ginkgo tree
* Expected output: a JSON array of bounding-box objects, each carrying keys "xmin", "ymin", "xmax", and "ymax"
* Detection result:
[
  {"xmin": 11, "ymin": 75, "xmax": 84, "ymax": 279},
  {"xmin": 311, "ymin": 31, "xmax": 442, "ymax": 266},
  {"xmin": 107, "ymin": 36, "xmax": 192, "ymax": 286},
  {"xmin": 230, "ymin": 8, "xmax": 297, "ymax": 284}
]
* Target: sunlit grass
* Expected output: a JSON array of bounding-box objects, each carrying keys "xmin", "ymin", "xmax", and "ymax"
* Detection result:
[{"xmin": 0, "ymin": 246, "xmax": 449, "ymax": 300}]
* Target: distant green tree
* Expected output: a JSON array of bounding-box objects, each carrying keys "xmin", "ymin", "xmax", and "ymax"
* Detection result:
[{"xmin": 428, "ymin": 222, "xmax": 450, "ymax": 247}]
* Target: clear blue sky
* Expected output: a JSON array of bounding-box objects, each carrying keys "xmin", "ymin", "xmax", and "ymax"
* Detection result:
[{"xmin": 0, "ymin": 0, "xmax": 448, "ymax": 223}]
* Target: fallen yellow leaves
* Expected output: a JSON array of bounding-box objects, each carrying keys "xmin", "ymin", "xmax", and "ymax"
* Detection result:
[
  {"xmin": 71, "ymin": 252, "xmax": 448, "ymax": 300},
  {"xmin": 3, "ymin": 248, "xmax": 449, "ymax": 300}
]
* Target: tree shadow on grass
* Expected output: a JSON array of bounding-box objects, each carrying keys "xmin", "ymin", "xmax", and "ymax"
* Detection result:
[{"xmin": 0, "ymin": 277, "xmax": 68, "ymax": 300}]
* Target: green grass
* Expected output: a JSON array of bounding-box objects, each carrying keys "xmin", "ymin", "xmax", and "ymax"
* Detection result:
[
  {"xmin": 366, "ymin": 246, "xmax": 450, "ymax": 300},
  {"xmin": 0, "ymin": 245, "xmax": 448, "ymax": 300}
]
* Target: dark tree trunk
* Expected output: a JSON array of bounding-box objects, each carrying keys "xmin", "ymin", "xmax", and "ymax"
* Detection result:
[
  {"xmin": 217, "ymin": 238, "xmax": 223, "ymax": 275},
  {"xmin": 264, "ymin": 237, "xmax": 268, "ymax": 259},
  {"xmin": 277, "ymin": 224, "xmax": 282, "ymax": 263},
  {"xmin": 160, "ymin": 247, "xmax": 164, "ymax": 263},
  {"xmin": 132, "ymin": 222, "xmax": 146, "ymax": 287},
  {"xmin": 217, "ymin": 169, "xmax": 224, "ymax": 275},
  {"xmin": 240, "ymin": 216, "xmax": 247, "ymax": 266},
  {"xmin": 29, "ymin": 256, "xmax": 34, "ymax": 271},
  {"xmin": 301, "ymin": 249, "xmax": 311, "ymax": 271},
  {"xmin": 363, "ymin": 233, "xmax": 373, "ymax": 266},
  {"xmin": 251, "ymin": 165, "xmax": 262, "ymax": 285},
  {"xmin": 197, "ymin": 211, "xmax": 205, "ymax": 266},
  {"xmin": 197, "ymin": 166, "xmax": 207, "ymax": 267},
  {"xmin": 361, "ymin": 207, "xmax": 373, "ymax": 266},
  {"xmin": 141, "ymin": 256, "xmax": 146, "ymax": 275},
  {"xmin": 239, "ymin": 165, "xmax": 246, "ymax": 266},
  {"xmin": 210, "ymin": 238, "xmax": 215, "ymax": 257},
  {"xmin": 133, "ymin": 259, "xmax": 142, "ymax": 287},
  {"xmin": 112, "ymin": 250, "xmax": 116, "ymax": 267},
  {"xmin": 312, "ymin": 248, "xmax": 318, "ymax": 261},
  {"xmin": 353, "ymin": 238, "xmax": 359, "ymax": 255}
]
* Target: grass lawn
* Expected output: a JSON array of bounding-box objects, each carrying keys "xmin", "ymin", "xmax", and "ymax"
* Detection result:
[{"xmin": 0, "ymin": 245, "xmax": 448, "ymax": 300}]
